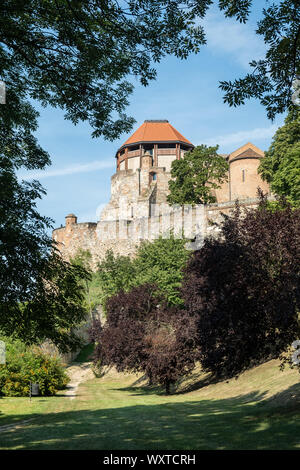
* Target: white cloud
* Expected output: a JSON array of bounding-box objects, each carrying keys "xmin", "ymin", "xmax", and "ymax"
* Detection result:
[
  {"xmin": 203, "ymin": 13, "xmax": 266, "ymax": 69},
  {"xmin": 20, "ymin": 159, "xmax": 115, "ymax": 180},
  {"xmin": 201, "ymin": 124, "xmax": 279, "ymax": 147}
]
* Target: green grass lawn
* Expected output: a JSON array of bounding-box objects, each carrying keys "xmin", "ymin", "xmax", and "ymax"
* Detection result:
[{"xmin": 0, "ymin": 359, "xmax": 299, "ymax": 450}]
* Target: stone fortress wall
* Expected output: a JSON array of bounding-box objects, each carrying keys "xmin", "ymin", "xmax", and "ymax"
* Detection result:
[{"xmin": 52, "ymin": 120, "xmax": 270, "ymax": 267}]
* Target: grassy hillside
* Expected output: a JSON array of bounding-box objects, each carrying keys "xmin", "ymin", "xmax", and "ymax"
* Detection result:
[{"xmin": 0, "ymin": 359, "xmax": 299, "ymax": 449}]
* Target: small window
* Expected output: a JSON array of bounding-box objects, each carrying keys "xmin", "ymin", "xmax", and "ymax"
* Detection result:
[
  {"xmin": 242, "ymin": 169, "xmax": 245, "ymax": 182},
  {"xmin": 152, "ymin": 173, "xmax": 157, "ymax": 181}
]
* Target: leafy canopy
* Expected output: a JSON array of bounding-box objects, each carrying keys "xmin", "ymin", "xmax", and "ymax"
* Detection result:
[
  {"xmin": 0, "ymin": 0, "xmax": 210, "ymax": 140},
  {"xmin": 1, "ymin": 0, "xmax": 299, "ymax": 344},
  {"xmin": 0, "ymin": 248, "xmax": 90, "ymax": 352},
  {"xmin": 1, "ymin": 0, "xmax": 298, "ymax": 135},
  {"xmin": 182, "ymin": 194, "xmax": 300, "ymax": 378},
  {"xmin": 219, "ymin": 0, "xmax": 300, "ymax": 119},
  {"xmin": 94, "ymin": 235, "xmax": 191, "ymax": 310},
  {"xmin": 258, "ymin": 106, "xmax": 300, "ymax": 206},
  {"xmin": 0, "ymin": 154, "xmax": 90, "ymax": 350},
  {"xmin": 91, "ymin": 285, "xmax": 198, "ymax": 394},
  {"xmin": 167, "ymin": 145, "xmax": 229, "ymax": 205}
]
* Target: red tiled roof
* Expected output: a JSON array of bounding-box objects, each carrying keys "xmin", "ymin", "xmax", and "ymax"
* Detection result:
[{"xmin": 119, "ymin": 120, "xmax": 193, "ymax": 149}]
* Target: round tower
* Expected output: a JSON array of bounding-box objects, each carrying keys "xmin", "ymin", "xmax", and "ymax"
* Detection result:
[
  {"xmin": 65, "ymin": 213, "xmax": 77, "ymax": 228},
  {"xmin": 115, "ymin": 119, "xmax": 194, "ymax": 173}
]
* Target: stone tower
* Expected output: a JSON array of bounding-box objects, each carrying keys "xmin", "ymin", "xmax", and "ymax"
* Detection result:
[
  {"xmin": 100, "ymin": 119, "xmax": 194, "ymax": 221},
  {"xmin": 53, "ymin": 120, "xmax": 270, "ymax": 266}
]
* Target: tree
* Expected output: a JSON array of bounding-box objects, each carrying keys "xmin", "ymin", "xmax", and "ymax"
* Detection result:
[
  {"xmin": 96, "ymin": 250, "xmax": 137, "ymax": 310},
  {"xmin": 258, "ymin": 106, "xmax": 300, "ymax": 206},
  {"xmin": 219, "ymin": 0, "xmax": 300, "ymax": 120},
  {"xmin": 167, "ymin": 145, "xmax": 229, "ymax": 205},
  {"xmin": 134, "ymin": 236, "xmax": 191, "ymax": 306},
  {"xmin": 1, "ymin": 1, "xmax": 298, "ymax": 136},
  {"xmin": 93, "ymin": 284, "xmax": 161, "ymax": 376},
  {"xmin": 0, "ymin": 158, "xmax": 51, "ymax": 307},
  {"xmin": 1, "ymin": 250, "xmax": 90, "ymax": 352},
  {"xmin": 0, "ymin": 156, "xmax": 90, "ymax": 350},
  {"xmin": 0, "ymin": 0, "xmax": 209, "ymax": 141},
  {"xmin": 181, "ymin": 194, "xmax": 300, "ymax": 378},
  {"xmin": 143, "ymin": 308, "xmax": 198, "ymax": 394},
  {"xmin": 1, "ymin": 0, "xmax": 298, "ymax": 341},
  {"xmin": 92, "ymin": 284, "xmax": 198, "ymax": 393},
  {"xmin": 95, "ymin": 236, "xmax": 190, "ymax": 311}
]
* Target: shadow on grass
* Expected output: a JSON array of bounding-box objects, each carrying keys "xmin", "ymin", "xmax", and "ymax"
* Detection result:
[
  {"xmin": 175, "ymin": 370, "xmax": 221, "ymax": 395},
  {"xmin": 114, "ymin": 370, "xmax": 227, "ymax": 396},
  {"xmin": 0, "ymin": 386, "xmax": 299, "ymax": 450}
]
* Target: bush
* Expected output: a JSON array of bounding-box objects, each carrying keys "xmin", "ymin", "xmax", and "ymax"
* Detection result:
[
  {"xmin": 91, "ymin": 284, "xmax": 198, "ymax": 394},
  {"xmin": 94, "ymin": 235, "xmax": 191, "ymax": 311},
  {"xmin": 0, "ymin": 337, "xmax": 69, "ymax": 396},
  {"xmin": 181, "ymin": 194, "xmax": 300, "ymax": 378}
]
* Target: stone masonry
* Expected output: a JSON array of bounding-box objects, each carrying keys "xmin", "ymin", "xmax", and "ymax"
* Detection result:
[{"xmin": 52, "ymin": 121, "xmax": 270, "ymax": 267}]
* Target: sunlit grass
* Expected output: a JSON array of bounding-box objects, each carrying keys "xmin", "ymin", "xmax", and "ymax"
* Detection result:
[{"xmin": 0, "ymin": 359, "xmax": 299, "ymax": 449}]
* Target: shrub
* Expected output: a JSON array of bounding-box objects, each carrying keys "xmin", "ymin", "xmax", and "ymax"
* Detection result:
[
  {"xmin": 181, "ymin": 194, "xmax": 300, "ymax": 378},
  {"xmin": 94, "ymin": 235, "xmax": 191, "ymax": 311},
  {"xmin": 91, "ymin": 284, "xmax": 198, "ymax": 393},
  {"xmin": 0, "ymin": 337, "xmax": 69, "ymax": 396}
]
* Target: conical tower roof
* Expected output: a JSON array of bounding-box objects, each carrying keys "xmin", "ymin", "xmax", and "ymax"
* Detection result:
[{"xmin": 118, "ymin": 120, "xmax": 193, "ymax": 152}]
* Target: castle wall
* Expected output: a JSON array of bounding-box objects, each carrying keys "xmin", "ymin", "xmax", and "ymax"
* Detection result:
[
  {"xmin": 53, "ymin": 222, "xmax": 98, "ymax": 256},
  {"xmin": 128, "ymin": 156, "xmax": 140, "ymax": 171},
  {"xmin": 53, "ymin": 198, "xmax": 264, "ymax": 269},
  {"xmin": 53, "ymin": 141, "xmax": 270, "ymax": 268},
  {"xmin": 157, "ymin": 154, "xmax": 174, "ymax": 171},
  {"xmin": 214, "ymin": 179, "xmax": 230, "ymax": 203},
  {"xmin": 230, "ymin": 158, "xmax": 269, "ymax": 200}
]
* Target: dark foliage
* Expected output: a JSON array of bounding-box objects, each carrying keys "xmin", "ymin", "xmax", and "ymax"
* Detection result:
[
  {"xmin": 90, "ymin": 284, "xmax": 197, "ymax": 393},
  {"xmin": 182, "ymin": 193, "xmax": 300, "ymax": 378},
  {"xmin": 1, "ymin": 248, "xmax": 90, "ymax": 352},
  {"xmin": 142, "ymin": 308, "xmax": 198, "ymax": 394},
  {"xmin": 93, "ymin": 284, "xmax": 161, "ymax": 375},
  {"xmin": 0, "ymin": 156, "xmax": 90, "ymax": 350},
  {"xmin": 0, "ymin": 0, "xmax": 209, "ymax": 140}
]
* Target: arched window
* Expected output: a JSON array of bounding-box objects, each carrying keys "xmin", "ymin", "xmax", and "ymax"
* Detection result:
[{"xmin": 152, "ymin": 172, "xmax": 157, "ymax": 181}]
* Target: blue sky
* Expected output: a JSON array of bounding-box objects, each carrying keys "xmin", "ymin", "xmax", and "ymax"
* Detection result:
[{"xmin": 20, "ymin": 2, "xmax": 285, "ymax": 229}]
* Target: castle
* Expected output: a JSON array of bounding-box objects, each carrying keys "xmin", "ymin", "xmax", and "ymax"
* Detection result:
[{"xmin": 53, "ymin": 120, "xmax": 269, "ymax": 265}]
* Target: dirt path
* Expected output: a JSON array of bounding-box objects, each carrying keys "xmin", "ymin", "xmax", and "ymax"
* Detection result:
[{"xmin": 63, "ymin": 361, "xmax": 94, "ymax": 400}]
